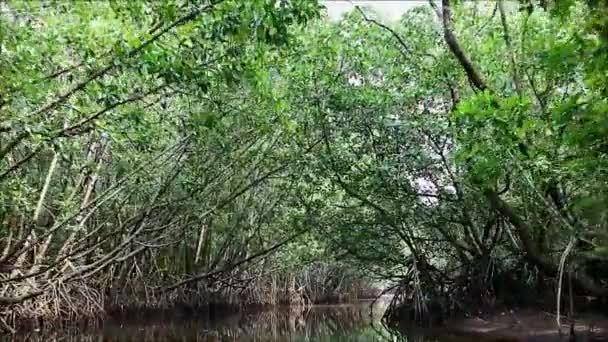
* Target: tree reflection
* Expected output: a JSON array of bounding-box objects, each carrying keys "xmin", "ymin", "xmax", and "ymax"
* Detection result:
[{"xmin": 10, "ymin": 303, "xmax": 413, "ymax": 342}]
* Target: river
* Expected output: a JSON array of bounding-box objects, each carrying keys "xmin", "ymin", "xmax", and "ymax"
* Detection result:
[
  {"xmin": 12, "ymin": 299, "xmax": 403, "ymax": 341},
  {"xmin": 11, "ymin": 298, "xmax": 608, "ymax": 341}
]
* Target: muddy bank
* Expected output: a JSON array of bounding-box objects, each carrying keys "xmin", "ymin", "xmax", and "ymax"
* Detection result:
[{"xmin": 394, "ymin": 309, "xmax": 608, "ymax": 341}]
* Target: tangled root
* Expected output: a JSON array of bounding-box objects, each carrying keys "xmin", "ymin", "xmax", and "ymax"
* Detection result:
[{"xmin": 1, "ymin": 279, "xmax": 104, "ymax": 331}]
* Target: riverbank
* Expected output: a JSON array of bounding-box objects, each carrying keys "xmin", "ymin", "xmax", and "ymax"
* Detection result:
[{"xmin": 392, "ymin": 308, "xmax": 608, "ymax": 341}]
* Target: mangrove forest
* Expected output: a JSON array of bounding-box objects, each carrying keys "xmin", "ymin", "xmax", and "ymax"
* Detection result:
[{"xmin": 1, "ymin": 0, "xmax": 608, "ymax": 340}]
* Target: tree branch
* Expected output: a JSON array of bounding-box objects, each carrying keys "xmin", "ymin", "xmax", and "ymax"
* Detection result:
[
  {"xmin": 498, "ymin": 0, "xmax": 522, "ymax": 96},
  {"xmin": 163, "ymin": 229, "xmax": 308, "ymax": 292},
  {"xmin": 354, "ymin": 5, "xmax": 412, "ymax": 57},
  {"xmin": 430, "ymin": 0, "xmax": 489, "ymax": 91}
]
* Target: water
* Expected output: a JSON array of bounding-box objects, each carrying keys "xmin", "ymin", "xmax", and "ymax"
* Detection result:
[
  {"xmin": 12, "ymin": 301, "xmax": 608, "ymax": 341},
  {"xmin": 13, "ymin": 300, "xmax": 403, "ymax": 341}
]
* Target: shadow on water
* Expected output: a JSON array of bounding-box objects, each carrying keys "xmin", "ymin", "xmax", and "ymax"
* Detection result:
[
  {"xmin": 11, "ymin": 300, "xmax": 404, "ymax": 342},
  {"xmin": 12, "ymin": 301, "xmax": 608, "ymax": 341}
]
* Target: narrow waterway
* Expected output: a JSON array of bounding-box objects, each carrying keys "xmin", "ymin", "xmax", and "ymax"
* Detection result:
[
  {"xmin": 13, "ymin": 299, "xmax": 400, "ymax": 341},
  {"xmin": 11, "ymin": 298, "xmax": 608, "ymax": 341}
]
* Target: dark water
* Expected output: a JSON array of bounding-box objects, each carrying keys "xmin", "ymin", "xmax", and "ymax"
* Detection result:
[
  {"xmin": 13, "ymin": 300, "xmax": 402, "ymax": 341},
  {"xmin": 12, "ymin": 300, "xmax": 608, "ymax": 341}
]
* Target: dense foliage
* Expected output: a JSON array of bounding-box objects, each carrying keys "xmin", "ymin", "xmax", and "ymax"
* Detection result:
[{"xmin": 1, "ymin": 0, "xmax": 607, "ymax": 332}]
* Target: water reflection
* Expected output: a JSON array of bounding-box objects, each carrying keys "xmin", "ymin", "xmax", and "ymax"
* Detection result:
[
  {"xmin": 13, "ymin": 301, "xmax": 404, "ymax": 342},
  {"xmin": 15, "ymin": 303, "xmax": 604, "ymax": 341}
]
